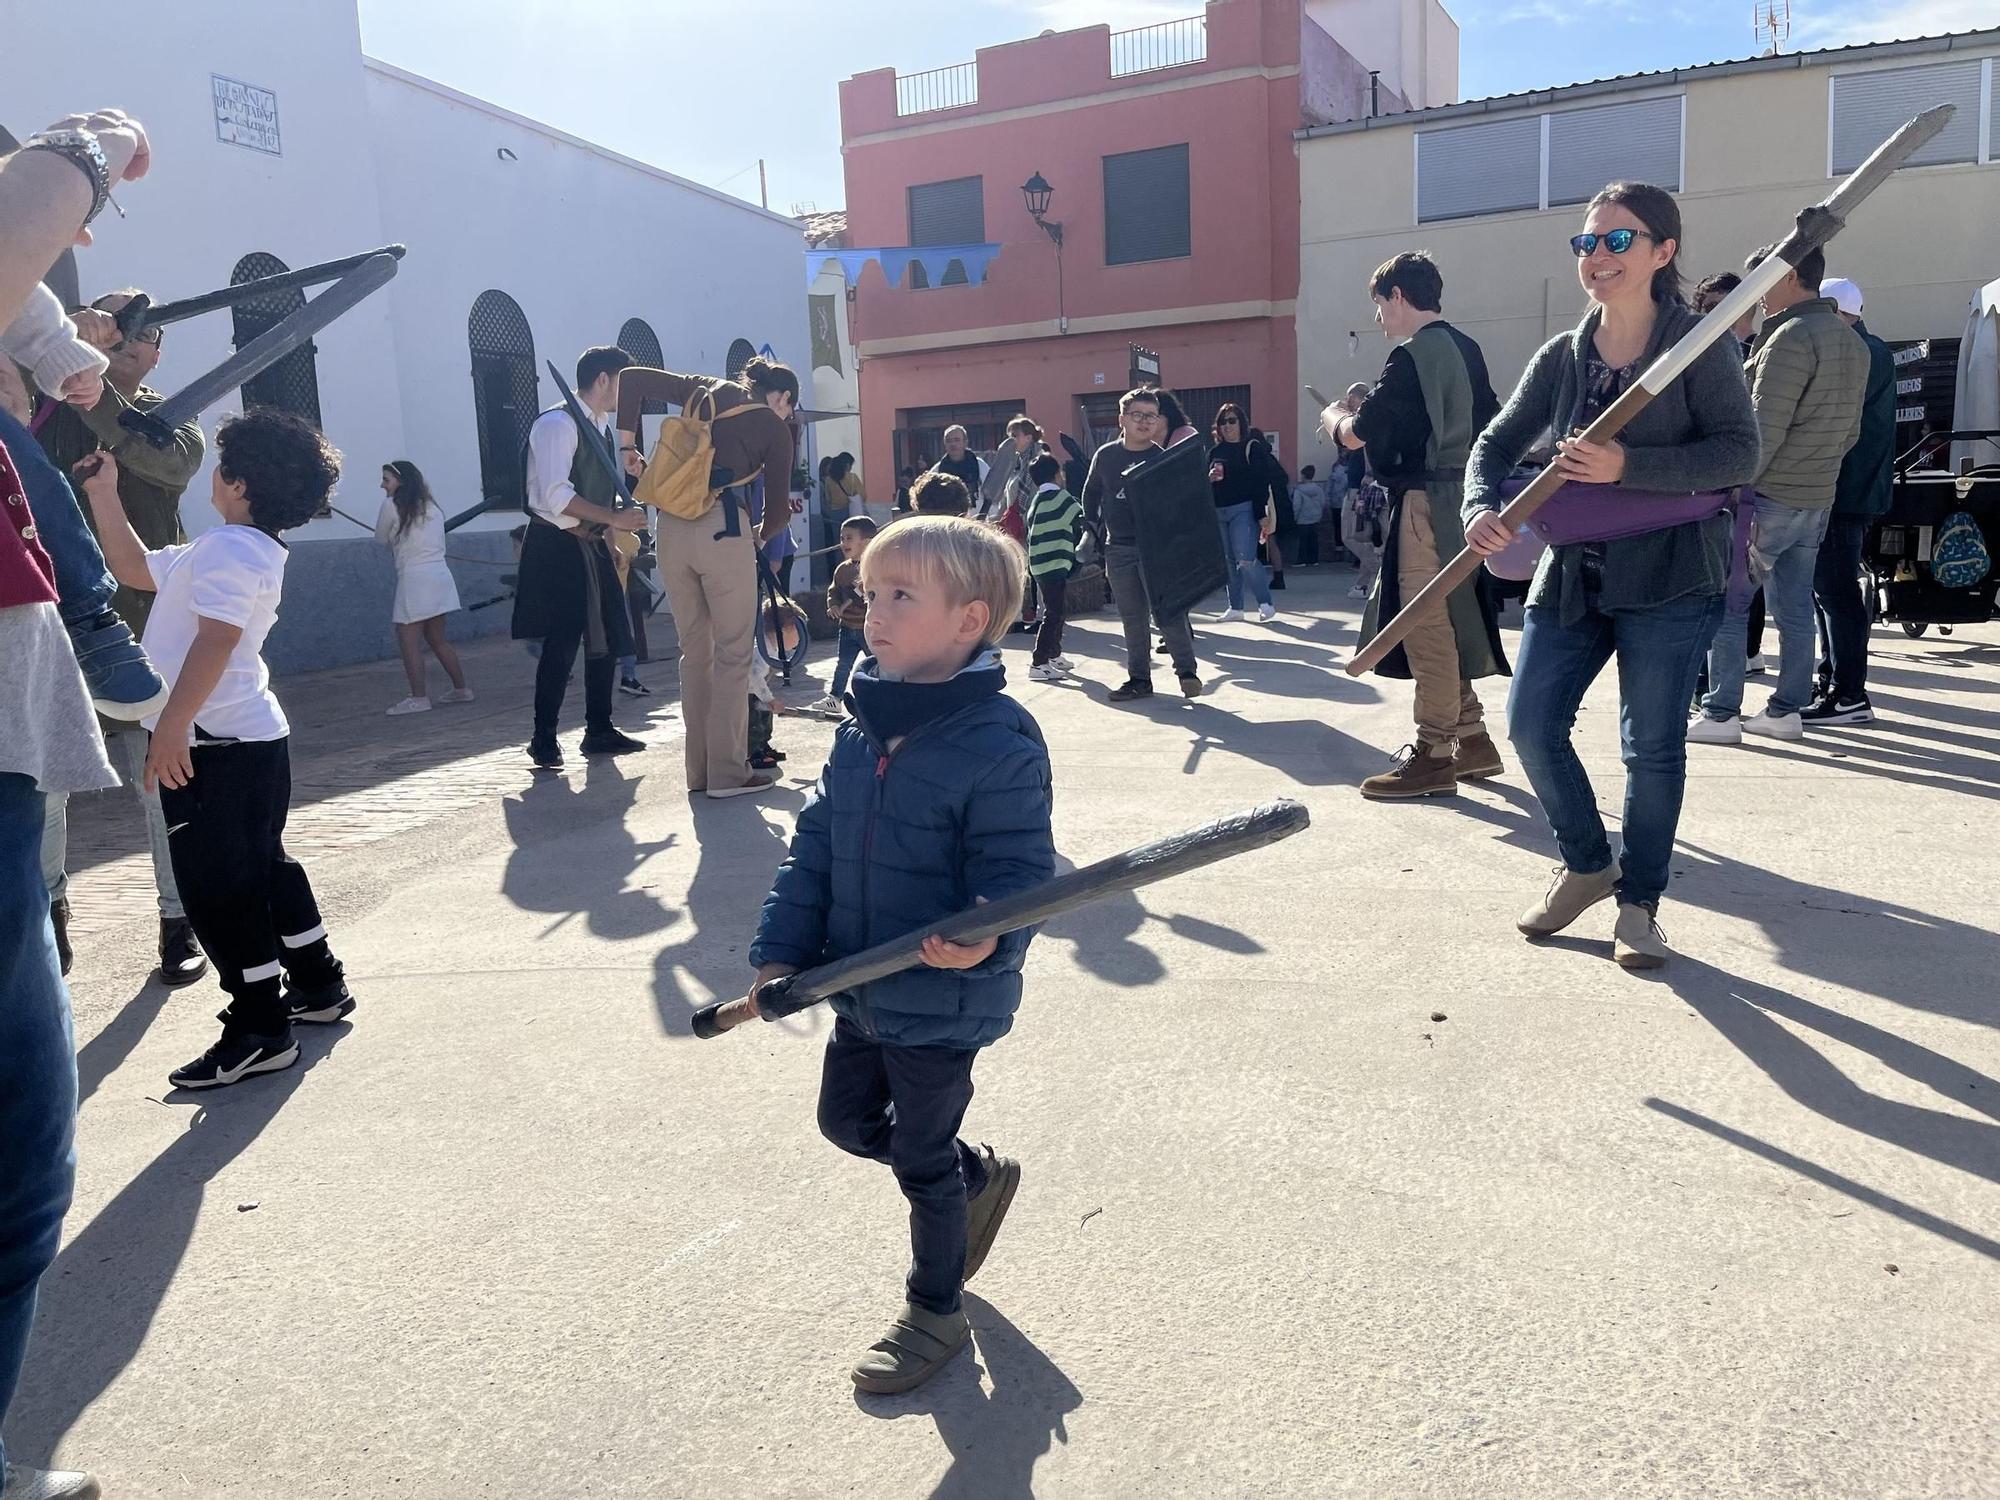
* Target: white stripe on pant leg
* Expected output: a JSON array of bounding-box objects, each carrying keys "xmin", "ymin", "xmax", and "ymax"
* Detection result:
[
  {"xmin": 242, "ymin": 959, "xmax": 283, "ymax": 983},
  {"xmin": 280, "ymin": 924, "xmax": 326, "ymax": 948}
]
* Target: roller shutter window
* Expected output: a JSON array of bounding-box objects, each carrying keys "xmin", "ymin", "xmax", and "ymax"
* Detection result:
[
  {"xmin": 1103, "ymin": 143, "xmax": 1191, "ymax": 265},
  {"xmin": 1416, "ymin": 116, "xmax": 1540, "ymax": 223},
  {"xmin": 1546, "ymin": 96, "xmax": 1682, "ymax": 207},
  {"xmin": 907, "ymin": 176, "xmax": 984, "ymax": 287},
  {"xmin": 1830, "ymin": 61, "xmax": 1984, "ymax": 173}
]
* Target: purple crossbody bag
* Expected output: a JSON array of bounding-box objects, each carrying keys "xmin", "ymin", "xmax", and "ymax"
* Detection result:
[{"xmin": 1485, "ymin": 477, "xmax": 1755, "ymax": 610}]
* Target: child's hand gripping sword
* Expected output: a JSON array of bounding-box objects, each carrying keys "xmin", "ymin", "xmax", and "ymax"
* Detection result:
[
  {"xmin": 691, "ymin": 799, "xmax": 1311, "ymax": 1039},
  {"xmin": 1344, "ymin": 102, "xmax": 1959, "ymax": 678}
]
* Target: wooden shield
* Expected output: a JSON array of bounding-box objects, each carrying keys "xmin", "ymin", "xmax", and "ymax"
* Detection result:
[{"xmin": 1126, "ymin": 438, "xmax": 1228, "ymax": 619}]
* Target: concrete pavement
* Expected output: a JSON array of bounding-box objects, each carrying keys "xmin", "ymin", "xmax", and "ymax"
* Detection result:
[{"xmin": 20, "ymin": 567, "xmax": 2000, "ymax": 1498}]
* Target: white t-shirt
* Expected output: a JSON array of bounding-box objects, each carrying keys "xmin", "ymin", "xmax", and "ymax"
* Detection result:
[{"xmin": 142, "ymin": 524, "xmax": 290, "ymax": 743}]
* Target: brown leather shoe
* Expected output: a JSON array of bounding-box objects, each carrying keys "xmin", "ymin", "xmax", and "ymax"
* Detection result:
[
  {"xmin": 1453, "ymin": 729, "xmax": 1505, "ymax": 780},
  {"xmin": 1359, "ymin": 743, "xmax": 1458, "ymax": 800}
]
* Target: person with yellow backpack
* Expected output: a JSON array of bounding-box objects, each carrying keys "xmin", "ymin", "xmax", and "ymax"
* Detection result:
[{"xmin": 616, "ymin": 355, "xmax": 798, "ymax": 799}]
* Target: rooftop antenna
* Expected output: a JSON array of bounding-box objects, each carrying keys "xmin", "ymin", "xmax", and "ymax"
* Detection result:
[{"xmin": 1754, "ymin": 0, "xmax": 1791, "ymax": 56}]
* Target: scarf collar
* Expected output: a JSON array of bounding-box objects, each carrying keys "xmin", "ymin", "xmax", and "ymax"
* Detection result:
[{"xmin": 848, "ymin": 649, "xmax": 1005, "ymax": 749}]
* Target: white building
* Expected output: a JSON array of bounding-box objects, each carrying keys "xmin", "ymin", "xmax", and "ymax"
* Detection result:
[{"xmin": 2, "ymin": 0, "xmax": 808, "ymax": 670}]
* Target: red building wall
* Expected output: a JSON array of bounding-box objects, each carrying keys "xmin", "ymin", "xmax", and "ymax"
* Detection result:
[{"xmin": 839, "ymin": 0, "xmax": 1336, "ymax": 488}]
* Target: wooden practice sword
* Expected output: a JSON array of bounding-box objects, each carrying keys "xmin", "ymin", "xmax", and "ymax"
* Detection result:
[
  {"xmin": 1344, "ymin": 101, "xmax": 1958, "ymax": 679},
  {"xmin": 690, "ymin": 799, "xmax": 1311, "ymax": 1039}
]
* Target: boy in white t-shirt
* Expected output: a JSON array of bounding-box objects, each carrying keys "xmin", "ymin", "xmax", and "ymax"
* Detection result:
[{"xmin": 77, "ymin": 410, "xmax": 352, "ymax": 1091}]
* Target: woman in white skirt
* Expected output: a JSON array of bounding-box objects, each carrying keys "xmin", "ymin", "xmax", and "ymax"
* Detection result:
[{"xmin": 376, "ymin": 460, "xmax": 472, "ymax": 714}]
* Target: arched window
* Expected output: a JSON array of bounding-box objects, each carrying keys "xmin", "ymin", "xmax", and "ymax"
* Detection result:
[
  {"xmin": 618, "ymin": 317, "xmax": 669, "ymax": 416},
  {"xmin": 468, "ymin": 291, "xmax": 539, "ymax": 511},
  {"xmin": 725, "ymin": 339, "xmax": 757, "ymax": 380},
  {"xmin": 229, "ymin": 252, "xmax": 323, "ymax": 427}
]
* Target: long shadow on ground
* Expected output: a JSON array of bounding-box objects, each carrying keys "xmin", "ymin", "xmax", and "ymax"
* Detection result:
[
  {"xmin": 8, "ymin": 1030, "xmax": 347, "ymax": 1465},
  {"xmin": 854, "ymin": 1293, "xmax": 1082, "ymax": 1500}
]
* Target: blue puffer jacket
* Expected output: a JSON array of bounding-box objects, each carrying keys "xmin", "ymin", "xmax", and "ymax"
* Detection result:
[{"xmin": 750, "ymin": 651, "xmax": 1054, "ymax": 1049}]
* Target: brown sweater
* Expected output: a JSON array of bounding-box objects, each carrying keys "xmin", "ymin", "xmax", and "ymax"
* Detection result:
[
  {"xmin": 827, "ymin": 557, "xmax": 866, "ymax": 629},
  {"xmin": 615, "ymin": 369, "xmax": 794, "ymax": 543}
]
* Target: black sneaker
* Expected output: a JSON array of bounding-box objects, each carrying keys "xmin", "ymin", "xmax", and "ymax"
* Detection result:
[
  {"xmin": 1801, "ymin": 694, "xmax": 1874, "ymax": 726},
  {"xmin": 528, "ymin": 731, "xmax": 564, "ymax": 769},
  {"xmin": 749, "ymin": 750, "xmax": 781, "ymax": 772},
  {"xmin": 285, "ymin": 974, "xmax": 355, "ymax": 1024},
  {"xmin": 618, "ymin": 676, "xmax": 651, "ymax": 697},
  {"xmin": 580, "ymin": 727, "xmax": 646, "ymax": 756},
  {"xmin": 169, "ymin": 1032, "xmax": 300, "ymax": 1091},
  {"xmin": 50, "ymin": 897, "xmax": 73, "ymax": 978},
  {"xmin": 156, "ymin": 917, "xmax": 208, "ymax": 988},
  {"xmin": 1178, "ymin": 673, "xmax": 1202, "ymax": 699},
  {"xmin": 1108, "ymin": 679, "xmax": 1154, "ymax": 702}
]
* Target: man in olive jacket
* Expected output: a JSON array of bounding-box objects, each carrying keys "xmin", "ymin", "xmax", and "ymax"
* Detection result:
[
  {"xmin": 1806, "ymin": 276, "xmax": 1895, "ymax": 725},
  {"xmin": 1694, "ymin": 244, "xmax": 1868, "ymax": 741}
]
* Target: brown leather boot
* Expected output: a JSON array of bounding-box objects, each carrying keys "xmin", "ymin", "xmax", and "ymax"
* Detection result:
[
  {"xmin": 1359, "ymin": 743, "xmax": 1458, "ymax": 800},
  {"xmin": 1453, "ymin": 729, "xmax": 1505, "ymax": 781}
]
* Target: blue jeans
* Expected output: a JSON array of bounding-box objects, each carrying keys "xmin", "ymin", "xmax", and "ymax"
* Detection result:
[
  {"xmin": 0, "ymin": 774, "xmax": 80, "ymax": 1475},
  {"xmin": 1215, "ymin": 502, "xmax": 1271, "ymax": 610},
  {"xmin": 829, "ymin": 626, "xmax": 864, "ymax": 698},
  {"xmin": 1700, "ymin": 497, "xmax": 1830, "ymax": 719},
  {"xmin": 1509, "ymin": 593, "xmax": 1725, "ymax": 908},
  {"xmin": 0, "ymin": 404, "xmax": 116, "ymax": 628}
]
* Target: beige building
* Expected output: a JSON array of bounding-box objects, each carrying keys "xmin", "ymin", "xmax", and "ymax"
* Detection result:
[{"xmin": 1293, "ymin": 30, "xmax": 2000, "ymax": 463}]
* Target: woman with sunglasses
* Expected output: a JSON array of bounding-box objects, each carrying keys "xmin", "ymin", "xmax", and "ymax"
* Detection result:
[
  {"xmin": 1207, "ymin": 403, "xmax": 1275, "ymax": 620},
  {"xmin": 1461, "ymin": 181, "xmax": 1758, "ymax": 969}
]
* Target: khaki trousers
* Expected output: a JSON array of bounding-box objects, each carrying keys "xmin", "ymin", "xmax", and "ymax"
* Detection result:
[
  {"xmin": 657, "ymin": 509, "xmax": 758, "ymax": 791},
  {"xmin": 1397, "ymin": 489, "xmax": 1483, "ymax": 749}
]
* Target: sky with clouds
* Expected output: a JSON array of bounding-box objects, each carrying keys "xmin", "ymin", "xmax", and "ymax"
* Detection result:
[{"xmin": 356, "ymin": 0, "xmax": 1989, "ymax": 218}]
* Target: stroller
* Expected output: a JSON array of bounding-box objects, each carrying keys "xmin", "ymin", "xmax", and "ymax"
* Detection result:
[{"xmin": 1866, "ymin": 430, "xmax": 2000, "ymax": 638}]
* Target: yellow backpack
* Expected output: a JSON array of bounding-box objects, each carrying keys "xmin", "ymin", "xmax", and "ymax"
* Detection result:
[{"xmin": 635, "ymin": 384, "xmax": 760, "ymax": 520}]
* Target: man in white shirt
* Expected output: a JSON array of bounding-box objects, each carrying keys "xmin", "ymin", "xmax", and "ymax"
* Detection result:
[{"xmin": 511, "ymin": 345, "xmax": 648, "ymax": 769}]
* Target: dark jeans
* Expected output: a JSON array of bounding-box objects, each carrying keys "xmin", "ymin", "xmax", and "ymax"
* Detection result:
[
  {"xmin": 1509, "ymin": 592, "xmax": 1724, "ymax": 908},
  {"xmin": 1105, "ymin": 541, "xmax": 1194, "ymax": 680},
  {"xmin": 830, "ymin": 625, "xmax": 865, "ymax": 698},
  {"xmin": 1813, "ymin": 515, "xmax": 1872, "ymax": 700},
  {"xmin": 0, "ymin": 403, "xmax": 115, "ymax": 627},
  {"xmin": 1032, "ymin": 570, "xmax": 1070, "ymax": 665},
  {"xmin": 818, "ymin": 1017, "xmax": 989, "ymax": 1317},
  {"xmin": 159, "ymin": 738, "xmax": 339, "ymax": 1038},
  {"xmin": 0, "ymin": 774, "xmax": 78, "ymax": 1478}
]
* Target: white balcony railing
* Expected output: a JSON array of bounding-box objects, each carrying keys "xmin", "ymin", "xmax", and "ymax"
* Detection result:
[
  {"xmin": 1110, "ymin": 14, "xmax": 1207, "ymax": 78},
  {"xmin": 896, "ymin": 61, "xmax": 978, "ymax": 117}
]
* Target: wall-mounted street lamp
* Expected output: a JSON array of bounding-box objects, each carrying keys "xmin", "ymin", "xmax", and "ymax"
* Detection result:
[
  {"xmin": 1020, "ymin": 171, "xmax": 1068, "ymax": 333},
  {"xmin": 1020, "ymin": 171, "xmax": 1063, "ymax": 247}
]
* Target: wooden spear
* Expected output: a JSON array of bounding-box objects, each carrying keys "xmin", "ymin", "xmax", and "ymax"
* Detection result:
[{"xmin": 1344, "ymin": 102, "xmax": 1957, "ymax": 678}]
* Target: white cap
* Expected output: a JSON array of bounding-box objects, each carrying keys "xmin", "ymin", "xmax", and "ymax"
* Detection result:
[{"xmin": 1820, "ymin": 277, "xmax": 1864, "ymax": 316}]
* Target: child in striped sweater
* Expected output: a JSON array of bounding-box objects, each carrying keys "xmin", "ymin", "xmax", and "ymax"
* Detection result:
[{"xmin": 1023, "ymin": 453, "xmax": 1082, "ymax": 682}]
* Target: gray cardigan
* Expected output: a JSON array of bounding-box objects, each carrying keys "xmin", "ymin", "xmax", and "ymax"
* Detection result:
[{"xmin": 1466, "ymin": 299, "xmax": 1761, "ymax": 616}]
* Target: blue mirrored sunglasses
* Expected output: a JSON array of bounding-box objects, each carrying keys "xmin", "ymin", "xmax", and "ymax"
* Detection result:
[{"xmin": 1570, "ymin": 228, "xmax": 1656, "ymax": 258}]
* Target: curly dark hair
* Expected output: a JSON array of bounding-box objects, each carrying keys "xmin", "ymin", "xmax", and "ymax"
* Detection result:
[
  {"xmin": 217, "ymin": 409, "xmax": 342, "ymax": 531},
  {"xmin": 911, "ymin": 470, "xmax": 971, "ymax": 516}
]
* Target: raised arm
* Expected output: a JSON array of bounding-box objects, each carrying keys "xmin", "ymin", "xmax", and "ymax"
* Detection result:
[
  {"xmin": 72, "ymin": 453, "xmax": 153, "ymax": 589},
  {"xmin": 614, "ymin": 367, "xmax": 702, "ymax": 450},
  {"xmin": 0, "ymin": 111, "xmax": 151, "ymax": 328}
]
